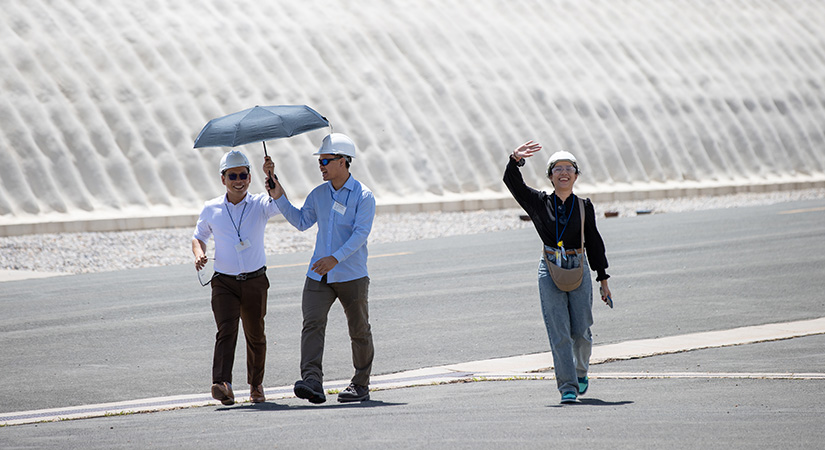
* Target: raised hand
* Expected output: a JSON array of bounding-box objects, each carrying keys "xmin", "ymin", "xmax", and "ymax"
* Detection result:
[{"xmin": 512, "ymin": 140, "xmax": 542, "ymax": 161}]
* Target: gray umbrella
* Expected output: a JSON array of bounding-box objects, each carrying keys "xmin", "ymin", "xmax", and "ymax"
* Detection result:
[{"xmin": 194, "ymin": 105, "xmax": 330, "ymax": 185}]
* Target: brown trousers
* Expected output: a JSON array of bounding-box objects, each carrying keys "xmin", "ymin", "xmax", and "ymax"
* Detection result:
[
  {"xmin": 301, "ymin": 276, "xmax": 373, "ymax": 386},
  {"xmin": 210, "ymin": 273, "xmax": 269, "ymax": 386}
]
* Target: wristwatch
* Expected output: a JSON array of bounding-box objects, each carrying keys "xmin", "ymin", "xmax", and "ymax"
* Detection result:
[{"xmin": 511, "ymin": 154, "xmax": 526, "ymax": 167}]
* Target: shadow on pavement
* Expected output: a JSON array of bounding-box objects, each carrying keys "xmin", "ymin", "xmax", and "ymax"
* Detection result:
[
  {"xmin": 547, "ymin": 398, "xmax": 634, "ymax": 408},
  {"xmin": 217, "ymin": 400, "xmax": 407, "ymax": 412}
]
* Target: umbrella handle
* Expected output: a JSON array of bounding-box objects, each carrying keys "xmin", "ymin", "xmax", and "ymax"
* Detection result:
[{"xmin": 262, "ymin": 141, "xmax": 278, "ymax": 187}]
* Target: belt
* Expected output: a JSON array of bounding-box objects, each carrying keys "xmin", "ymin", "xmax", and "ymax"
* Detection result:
[
  {"xmin": 545, "ymin": 248, "xmax": 580, "ymax": 256},
  {"xmin": 218, "ymin": 266, "xmax": 266, "ymax": 281}
]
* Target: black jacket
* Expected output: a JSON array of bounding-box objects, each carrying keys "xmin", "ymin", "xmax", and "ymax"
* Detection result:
[{"xmin": 504, "ymin": 157, "xmax": 610, "ymax": 281}]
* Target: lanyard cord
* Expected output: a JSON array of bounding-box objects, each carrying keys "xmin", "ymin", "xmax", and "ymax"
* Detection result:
[
  {"xmin": 554, "ymin": 194, "xmax": 576, "ymax": 246},
  {"xmin": 225, "ymin": 202, "xmax": 248, "ymax": 242},
  {"xmin": 331, "ymin": 181, "xmax": 352, "ymax": 202}
]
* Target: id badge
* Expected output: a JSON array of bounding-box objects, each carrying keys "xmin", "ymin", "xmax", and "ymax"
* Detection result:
[
  {"xmin": 554, "ymin": 250, "xmax": 562, "ymax": 266},
  {"xmin": 235, "ymin": 239, "xmax": 251, "ymax": 253},
  {"xmin": 333, "ymin": 201, "xmax": 347, "ymax": 215}
]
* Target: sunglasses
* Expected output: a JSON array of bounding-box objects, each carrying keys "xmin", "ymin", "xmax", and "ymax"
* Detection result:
[
  {"xmin": 319, "ymin": 155, "xmax": 344, "ymax": 166},
  {"xmin": 224, "ymin": 172, "xmax": 249, "ymax": 180}
]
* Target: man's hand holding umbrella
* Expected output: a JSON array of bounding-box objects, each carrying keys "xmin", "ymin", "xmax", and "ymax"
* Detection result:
[{"xmin": 263, "ymin": 156, "xmax": 284, "ymax": 200}]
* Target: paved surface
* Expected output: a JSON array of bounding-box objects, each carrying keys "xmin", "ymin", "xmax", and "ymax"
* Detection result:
[{"xmin": 1, "ymin": 199, "xmax": 824, "ymax": 448}]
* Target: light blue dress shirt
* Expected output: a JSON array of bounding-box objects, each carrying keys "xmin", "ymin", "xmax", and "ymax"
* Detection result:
[{"xmin": 275, "ymin": 175, "xmax": 375, "ymax": 283}]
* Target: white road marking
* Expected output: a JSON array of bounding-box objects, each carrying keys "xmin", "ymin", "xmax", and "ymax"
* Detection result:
[
  {"xmin": 0, "ymin": 269, "xmax": 70, "ymax": 282},
  {"xmin": 443, "ymin": 317, "xmax": 825, "ymax": 373},
  {"xmin": 2, "ymin": 317, "xmax": 823, "ymax": 426}
]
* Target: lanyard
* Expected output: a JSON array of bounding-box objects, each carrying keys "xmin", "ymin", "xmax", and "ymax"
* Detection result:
[
  {"xmin": 553, "ymin": 194, "xmax": 576, "ymax": 247},
  {"xmin": 225, "ymin": 202, "xmax": 247, "ymax": 242}
]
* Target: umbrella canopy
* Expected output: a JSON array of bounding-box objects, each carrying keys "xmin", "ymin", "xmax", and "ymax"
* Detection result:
[{"xmin": 193, "ymin": 105, "xmax": 329, "ymax": 149}]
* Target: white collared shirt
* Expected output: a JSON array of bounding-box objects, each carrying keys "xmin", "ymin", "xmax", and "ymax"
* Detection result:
[{"xmin": 193, "ymin": 192, "xmax": 281, "ymax": 275}]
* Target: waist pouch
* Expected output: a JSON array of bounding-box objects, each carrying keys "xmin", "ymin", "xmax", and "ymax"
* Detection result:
[{"xmin": 543, "ymin": 251, "xmax": 583, "ymax": 292}]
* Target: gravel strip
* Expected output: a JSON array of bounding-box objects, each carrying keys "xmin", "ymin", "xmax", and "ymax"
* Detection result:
[{"xmin": 1, "ymin": 189, "xmax": 823, "ymax": 275}]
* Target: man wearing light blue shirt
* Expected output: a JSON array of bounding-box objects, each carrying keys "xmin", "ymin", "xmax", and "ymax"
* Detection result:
[{"xmin": 266, "ymin": 133, "xmax": 376, "ymax": 404}]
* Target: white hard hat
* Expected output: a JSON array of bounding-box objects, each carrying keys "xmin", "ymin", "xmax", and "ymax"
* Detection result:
[
  {"xmin": 219, "ymin": 150, "xmax": 250, "ymax": 174},
  {"xmin": 546, "ymin": 151, "xmax": 579, "ymax": 176},
  {"xmin": 313, "ymin": 133, "xmax": 357, "ymax": 158}
]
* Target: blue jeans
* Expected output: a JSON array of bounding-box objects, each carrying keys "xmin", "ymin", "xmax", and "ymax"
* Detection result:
[{"xmin": 538, "ymin": 250, "xmax": 593, "ymax": 394}]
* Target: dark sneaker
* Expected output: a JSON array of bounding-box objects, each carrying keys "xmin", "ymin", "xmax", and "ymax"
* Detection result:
[
  {"xmin": 578, "ymin": 376, "xmax": 589, "ymax": 395},
  {"xmin": 250, "ymin": 384, "xmax": 266, "ymax": 403},
  {"xmin": 294, "ymin": 379, "xmax": 326, "ymax": 404},
  {"xmin": 560, "ymin": 391, "xmax": 578, "ymax": 404},
  {"xmin": 211, "ymin": 381, "xmax": 235, "ymax": 406},
  {"xmin": 337, "ymin": 383, "xmax": 370, "ymax": 403}
]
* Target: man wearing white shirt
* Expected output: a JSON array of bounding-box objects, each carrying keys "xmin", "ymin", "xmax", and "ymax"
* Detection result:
[
  {"xmin": 266, "ymin": 133, "xmax": 376, "ymax": 404},
  {"xmin": 192, "ymin": 150, "xmax": 281, "ymax": 406}
]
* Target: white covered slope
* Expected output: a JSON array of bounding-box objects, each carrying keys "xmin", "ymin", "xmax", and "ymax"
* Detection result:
[{"xmin": 1, "ymin": 0, "xmax": 824, "ymax": 227}]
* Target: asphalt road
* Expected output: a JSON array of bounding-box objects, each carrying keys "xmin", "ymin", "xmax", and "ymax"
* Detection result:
[{"xmin": 1, "ymin": 198, "xmax": 824, "ymax": 448}]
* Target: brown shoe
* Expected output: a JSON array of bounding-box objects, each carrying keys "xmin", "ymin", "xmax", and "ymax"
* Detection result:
[
  {"xmin": 211, "ymin": 382, "xmax": 235, "ymax": 406},
  {"xmin": 250, "ymin": 384, "xmax": 266, "ymax": 403}
]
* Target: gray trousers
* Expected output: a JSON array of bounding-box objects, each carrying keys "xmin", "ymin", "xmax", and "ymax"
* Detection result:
[{"xmin": 300, "ymin": 276, "xmax": 374, "ymax": 386}]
